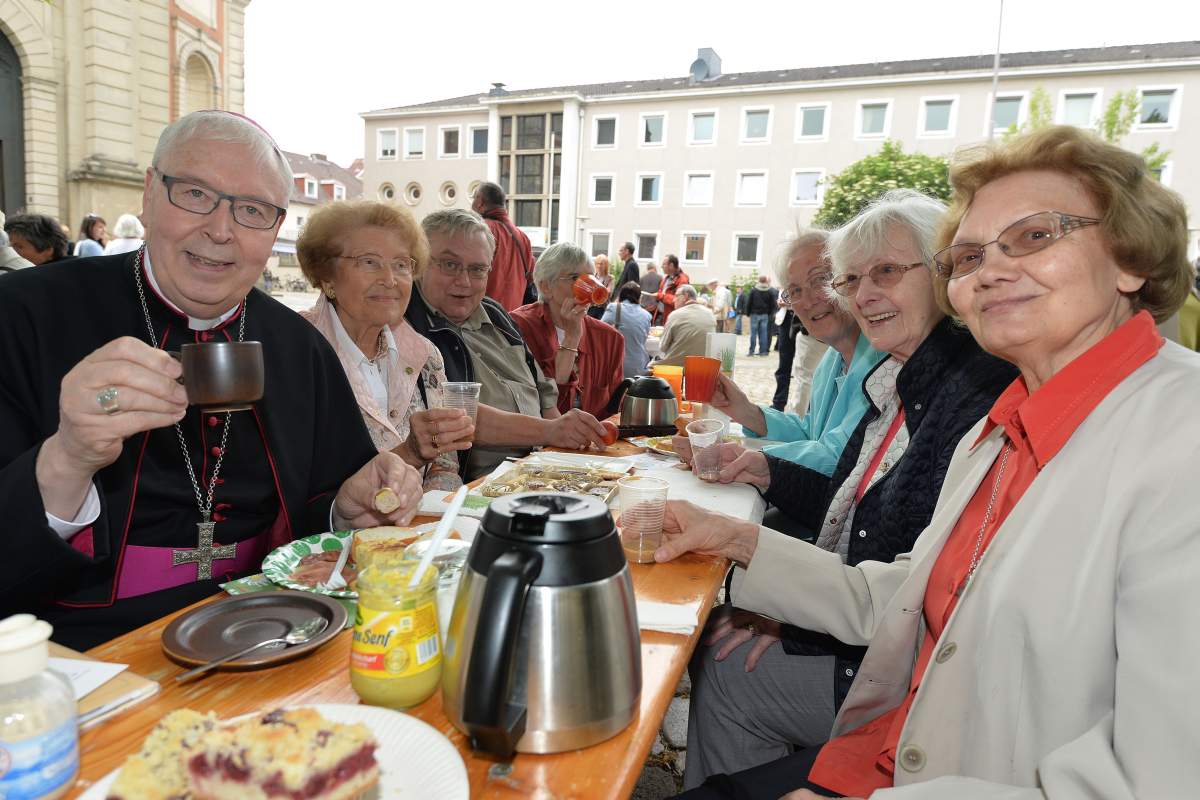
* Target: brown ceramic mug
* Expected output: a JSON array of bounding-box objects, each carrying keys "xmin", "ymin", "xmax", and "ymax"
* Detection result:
[{"xmin": 175, "ymin": 341, "xmax": 264, "ymax": 412}]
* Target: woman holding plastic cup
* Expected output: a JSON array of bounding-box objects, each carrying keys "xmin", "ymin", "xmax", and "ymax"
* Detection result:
[
  {"xmin": 512, "ymin": 242, "xmax": 626, "ymax": 418},
  {"xmin": 666, "ymin": 190, "xmax": 1016, "ymax": 792},
  {"xmin": 672, "ymin": 229, "xmax": 885, "ymax": 483},
  {"xmin": 298, "ymin": 201, "xmax": 472, "ymax": 491}
]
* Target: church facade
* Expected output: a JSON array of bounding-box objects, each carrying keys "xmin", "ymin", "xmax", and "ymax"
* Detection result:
[{"xmin": 0, "ymin": 0, "xmax": 249, "ymax": 226}]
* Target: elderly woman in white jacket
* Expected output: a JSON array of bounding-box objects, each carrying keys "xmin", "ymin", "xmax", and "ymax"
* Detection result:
[{"xmin": 660, "ymin": 124, "xmax": 1200, "ymax": 800}]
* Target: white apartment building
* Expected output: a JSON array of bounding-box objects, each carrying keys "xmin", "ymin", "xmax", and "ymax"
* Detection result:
[{"xmin": 361, "ymin": 42, "xmax": 1200, "ymax": 284}]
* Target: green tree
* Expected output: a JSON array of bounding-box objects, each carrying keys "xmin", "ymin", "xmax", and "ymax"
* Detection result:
[
  {"xmin": 1004, "ymin": 86, "xmax": 1052, "ymax": 139},
  {"xmin": 812, "ymin": 141, "xmax": 951, "ymax": 229}
]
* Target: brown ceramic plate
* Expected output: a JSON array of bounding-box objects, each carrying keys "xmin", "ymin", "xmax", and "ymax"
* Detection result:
[{"xmin": 161, "ymin": 590, "xmax": 346, "ymax": 670}]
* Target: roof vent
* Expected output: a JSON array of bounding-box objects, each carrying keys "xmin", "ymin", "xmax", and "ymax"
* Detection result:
[
  {"xmin": 489, "ymin": 82, "xmax": 508, "ymax": 96},
  {"xmin": 310, "ymin": 153, "xmax": 327, "ymax": 162},
  {"xmin": 688, "ymin": 47, "xmax": 722, "ymax": 83}
]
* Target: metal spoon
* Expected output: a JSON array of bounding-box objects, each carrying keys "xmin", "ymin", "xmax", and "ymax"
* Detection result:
[{"xmin": 175, "ymin": 616, "xmax": 329, "ymax": 682}]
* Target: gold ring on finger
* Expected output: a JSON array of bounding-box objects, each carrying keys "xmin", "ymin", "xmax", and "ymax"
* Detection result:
[
  {"xmin": 97, "ymin": 386, "xmax": 120, "ymax": 415},
  {"xmin": 432, "ymin": 435, "xmax": 439, "ymax": 449},
  {"xmin": 745, "ymin": 622, "xmax": 758, "ymax": 636}
]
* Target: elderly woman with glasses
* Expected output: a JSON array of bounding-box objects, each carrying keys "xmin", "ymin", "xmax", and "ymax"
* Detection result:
[
  {"xmin": 511, "ymin": 241, "xmax": 626, "ymax": 418},
  {"xmin": 298, "ymin": 201, "xmax": 470, "ymax": 491},
  {"xmin": 664, "ymin": 127, "xmax": 1200, "ymax": 800},
  {"xmin": 663, "ymin": 190, "xmax": 1016, "ymax": 795}
]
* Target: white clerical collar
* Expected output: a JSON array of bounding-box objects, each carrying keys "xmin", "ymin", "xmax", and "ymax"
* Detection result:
[
  {"xmin": 143, "ymin": 249, "xmax": 241, "ymax": 331},
  {"xmin": 329, "ymin": 303, "xmax": 397, "ymax": 365}
]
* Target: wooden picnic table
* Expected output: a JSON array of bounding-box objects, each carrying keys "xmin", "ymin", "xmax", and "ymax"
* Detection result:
[{"xmin": 67, "ymin": 439, "xmax": 741, "ymax": 799}]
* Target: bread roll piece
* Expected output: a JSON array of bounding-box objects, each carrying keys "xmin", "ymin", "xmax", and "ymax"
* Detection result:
[
  {"xmin": 372, "ymin": 487, "xmax": 400, "ymax": 514},
  {"xmin": 351, "ymin": 526, "xmax": 421, "ymax": 566}
]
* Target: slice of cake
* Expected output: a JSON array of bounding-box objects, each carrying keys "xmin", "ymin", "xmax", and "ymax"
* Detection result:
[
  {"xmin": 185, "ymin": 708, "xmax": 379, "ymax": 800},
  {"xmin": 106, "ymin": 709, "xmax": 218, "ymax": 800}
]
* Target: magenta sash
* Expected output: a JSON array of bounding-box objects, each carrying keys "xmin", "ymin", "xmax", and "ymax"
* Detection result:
[{"xmin": 115, "ymin": 532, "xmax": 269, "ymax": 600}]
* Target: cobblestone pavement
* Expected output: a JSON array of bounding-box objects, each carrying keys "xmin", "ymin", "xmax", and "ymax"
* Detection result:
[{"xmin": 632, "ymin": 329, "xmax": 789, "ymax": 799}]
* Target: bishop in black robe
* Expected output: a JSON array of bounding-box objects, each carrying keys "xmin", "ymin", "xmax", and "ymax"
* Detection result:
[{"xmin": 0, "ymin": 251, "xmax": 378, "ymax": 649}]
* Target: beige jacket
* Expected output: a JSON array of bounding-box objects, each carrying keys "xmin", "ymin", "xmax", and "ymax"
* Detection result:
[
  {"xmin": 656, "ymin": 301, "xmax": 716, "ymax": 366},
  {"xmin": 735, "ymin": 341, "xmax": 1200, "ymax": 798}
]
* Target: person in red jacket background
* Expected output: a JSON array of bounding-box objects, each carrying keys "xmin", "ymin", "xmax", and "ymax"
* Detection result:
[
  {"xmin": 472, "ymin": 182, "xmax": 533, "ymax": 311},
  {"xmin": 656, "ymin": 254, "xmax": 691, "ymax": 324}
]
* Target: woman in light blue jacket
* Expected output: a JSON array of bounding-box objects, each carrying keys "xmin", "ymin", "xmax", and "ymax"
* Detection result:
[{"xmin": 602, "ymin": 280, "xmax": 652, "ymax": 379}]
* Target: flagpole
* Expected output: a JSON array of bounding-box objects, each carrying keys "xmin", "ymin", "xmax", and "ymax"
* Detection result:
[{"xmin": 987, "ymin": 0, "xmax": 1005, "ymax": 139}]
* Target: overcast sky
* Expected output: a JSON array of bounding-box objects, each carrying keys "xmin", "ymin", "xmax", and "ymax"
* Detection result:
[{"xmin": 244, "ymin": 0, "xmax": 1199, "ymax": 166}]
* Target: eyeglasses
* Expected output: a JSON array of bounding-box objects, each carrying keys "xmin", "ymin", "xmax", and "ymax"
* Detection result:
[
  {"xmin": 432, "ymin": 257, "xmax": 491, "ymax": 282},
  {"xmin": 780, "ymin": 272, "xmax": 833, "ymax": 305},
  {"xmin": 337, "ymin": 254, "xmax": 415, "ymax": 277},
  {"xmin": 932, "ymin": 211, "xmax": 1101, "ymax": 280},
  {"xmin": 830, "ymin": 262, "xmax": 927, "ymax": 297},
  {"xmin": 158, "ymin": 172, "xmax": 285, "ymax": 230}
]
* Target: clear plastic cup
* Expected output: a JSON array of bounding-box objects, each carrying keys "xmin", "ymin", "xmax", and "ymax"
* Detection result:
[
  {"xmin": 441, "ymin": 382, "xmax": 481, "ymax": 426},
  {"xmin": 686, "ymin": 418, "xmax": 726, "ymax": 482},
  {"xmin": 616, "ymin": 476, "xmax": 669, "ymax": 564}
]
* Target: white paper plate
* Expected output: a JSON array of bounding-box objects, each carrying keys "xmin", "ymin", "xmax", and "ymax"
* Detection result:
[{"xmin": 80, "ymin": 703, "xmax": 469, "ymax": 799}]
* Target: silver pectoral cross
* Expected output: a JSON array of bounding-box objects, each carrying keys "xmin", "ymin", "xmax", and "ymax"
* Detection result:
[{"xmin": 172, "ymin": 512, "xmax": 238, "ymax": 581}]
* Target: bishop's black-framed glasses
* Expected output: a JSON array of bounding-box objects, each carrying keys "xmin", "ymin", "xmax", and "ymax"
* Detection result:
[{"xmin": 157, "ymin": 171, "xmax": 286, "ymax": 230}]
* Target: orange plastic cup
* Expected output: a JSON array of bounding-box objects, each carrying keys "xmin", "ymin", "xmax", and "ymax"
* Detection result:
[
  {"xmin": 684, "ymin": 356, "xmax": 721, "ymax": 402},
  {"xmin": 572, "ymin": 274, "xmax": 610, "ymax": 306},
  {"xmin": 651, "ymin": 365, "xmax": 688, "ymax": 412}
]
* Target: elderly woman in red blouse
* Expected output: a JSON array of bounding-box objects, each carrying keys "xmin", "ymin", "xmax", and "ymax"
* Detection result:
[
  {"xmin": 662, "ymin": 124, "xmax": 1200, "ymax": 799},
  {"xmin": 511, "ymin": 241, "xmax": 625, "ymax": 418}
]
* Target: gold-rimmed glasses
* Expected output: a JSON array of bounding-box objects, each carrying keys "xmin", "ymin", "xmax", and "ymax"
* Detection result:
[
  {"xmin": 830, "ymin": 262, "xmax": 927, "ymax": 297},
  {"xmin": 932, "ymin": 211, "xmax": 1101, "ymax": 280}
]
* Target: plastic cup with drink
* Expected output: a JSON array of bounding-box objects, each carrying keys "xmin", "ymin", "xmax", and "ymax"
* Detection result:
[
  {"xmin": 684, "ymin": 356, "xmax": 721, "ymax": 403},
  {"xmin": 686, "ymin": 418, "xmax": 726, "ymax": 482},
  {"xmin": 440, "ymin": 381, "xmax": 481, "ymax": 441},
  {"xmin": 572, "ymin": 274, "xmax": 610, "ymax": 307},
  {"xmin": 616, "ymin": 476, "xmax": 669, "ymax": 564}
]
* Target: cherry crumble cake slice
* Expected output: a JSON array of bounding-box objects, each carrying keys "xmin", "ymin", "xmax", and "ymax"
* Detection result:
[
  {"xmin": 185, "ymin": 708, "xmax": 380, "ymax": 800},
  {"xmin": 106, "ymin": 709, "xmax": 218, "ymax": 800}
]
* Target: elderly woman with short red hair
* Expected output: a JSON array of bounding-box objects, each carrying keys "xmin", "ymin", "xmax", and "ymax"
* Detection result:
[
  {"xmin": 298, "ymin": 201, "xmax": 470, "ymax": 491},
  {"xmin": 664, "ymin": 125, "xmax": 1200, "ymax": 799}
]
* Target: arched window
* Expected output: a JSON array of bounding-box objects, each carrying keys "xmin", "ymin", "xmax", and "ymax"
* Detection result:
[{"xmin": 183, "ymin": 53, "xmax": 216, "ymax": 115}]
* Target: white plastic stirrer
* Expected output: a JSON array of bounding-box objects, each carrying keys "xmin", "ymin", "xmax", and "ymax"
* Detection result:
[{"xmin": 408, "ymin": 485, "xmax": 468, "ymax": 589}]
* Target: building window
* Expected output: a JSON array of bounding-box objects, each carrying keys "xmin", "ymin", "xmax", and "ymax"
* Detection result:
[
  {"xmin": 517, "ymin": 115, "xmax": 545, "ymax": 149},
  {"xmin": 333, "ymin": 184, "xmax": 346, "ymax": 201},
  {"xmin": 552, "ymin": 153, "xmax": 561, "ymax": 195},
  {"xmin": 403, "ymin": 182, "xmax": 421, "ymax": 206},
  {"xmin": 439, "ymin": 182, "xmax": 457, "ymax": 205},
  {"xmin": 1149, "ymin": 161, "xmax": 1173, "ymax": 185},
  {"xmin": 991, "ymin": 94, "xmax": 1023, "ymax": 132},
  {"xmin": 636, "ymin": 173, "xmax": 662, "ymax": 206},
  {"xmin": 590, "ymin": 232, "xmax": 611, "ymax": 258},
  {"xmin": 403, "ymin": 127, "xmax": 424, "ymax": 159},
  {"xmin": 499, "ymin": 156, "xmax": 511, "ymax": 192},
  {"xmin": 790, "ymin": 169, "xmax": 824, "ymax": 206},
  {"xmin": 379, "ymin": 183, "xmax": 395, "ymax": 201},
  {"xmin": 550, "ymin": 199, "xmax": 560, "ymax": 242},
  {"xmin": 682, "ymin": 233, "xmax": 707, "ymax": 264},
  {"xmin": 741, "ymin": 107, "xmax": 772, "ymax": 143},
  {"xmin": 689, "ymin": 110, "xmax": 716, "ymax": 145},
  {"xmin": 551, "ymin": 113, "xmax": 563, "ymax": 149},
  {"xmin": 640, "ymin": 113, "xmax": 666, "ymax": 146},
  {"xmin": 590, "ymin": 175, "xmax": 614, "ymax": 206},
  {"xmin": 469, "ymin": 125, "xmax": 489, "ymax": 157},
  {"xmin": 1138, "ymin": 88, "xmax": 1177, "ymax": 126},
  {"xmin": 1057, "ymin": 91, "xmax": 1098, "ymax": 127},
  {"xmin": 516, "ymin": 154, "xmax": 544, "ymax": 194},
  {"xmin": 796, "ymin": 103, "xmax": 829, "ymax": 140},
  {"xmin": 378, "ymin": 129, "xmax": 398, "ymax": 159},
  {"xmin": 857, "ymin": 101, "xmax": 891, "ymax": 137},
  {"xmin": 734, "ymin": 234, "xmax": 761, "ymax": 265},
  {"xmin": 439, "ymin": 126, "xmax": 461, "ymax": 158},
  {"xmin": 594, "ymin": 116, "xmax": 617, "ymax": 148},
  {"xmin": 736, "ymin": 171, "xmax": 768, "ymax": 207},
  {"xmin": 514, "ymin": 200, "xmax": 541, "ymax": 228},
  {"xmin": 684, "ymin": 172, "xmax": 714, "ymax": 206},
  {"xmin": 295, "ymin": 215, "xmax": 304, "ymax": 229},
  {"xmin": 635, "ymin": 233, "xmax": 658, "ymax": 261},
  {"xmin": 304, "ymin": 178, "xmax": 317, "ymax": 198},
  {"xmin": 920, "ymin": 98, "xmax": 955, "ymax": 136},
  {"xmin": 501, "ymin": 116, "xmax": 512, "ymax": 150}
]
